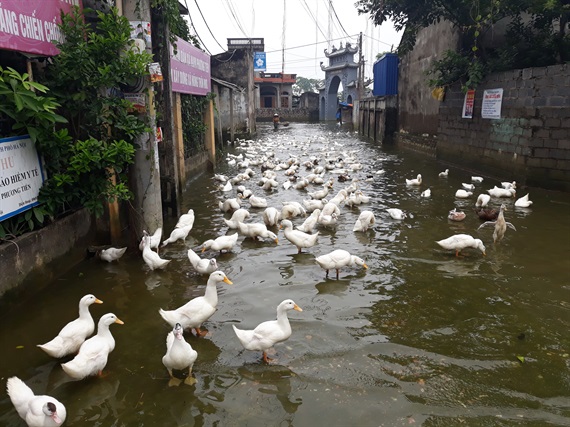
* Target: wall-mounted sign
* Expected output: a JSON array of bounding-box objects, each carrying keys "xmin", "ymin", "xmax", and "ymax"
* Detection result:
[
  {"xmin": 0, "ymin": 0, "xmax": 80, "ymax": 56},
  {"xmin": 254, "ymin": 52, "xmax": 266, "ymax": 71},
  {"xmin": 0, "ymin": 135, "xmax": 45, "ymax": 222},
  {"xmin": 462, "ymin": 89, "xmax": 475, "ymax": 119},
  {"xmin": 170, "ymin": 36, "xmax": 211, "ymax": 95},
  {"xmin": 481, "ymin": 88, "xmax": 503, "ymax": 119}
]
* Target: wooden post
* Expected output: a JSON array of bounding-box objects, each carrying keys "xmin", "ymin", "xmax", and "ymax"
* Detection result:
[
  {"xmin": 204, "ymin": 99, "xmax": 216, "ymax": 168},
  {"xmin": 229, "ymin": 88, "xmax": 235, "ymax": 142},
  {"xmin": 173, "ymin": 92, "xmax": 185, "ymax": 184}
]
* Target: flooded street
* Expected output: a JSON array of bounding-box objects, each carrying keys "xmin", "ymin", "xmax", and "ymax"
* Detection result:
[{"xmin": 1, "ymin": 122, "xmax": 569, "ymax": 426}]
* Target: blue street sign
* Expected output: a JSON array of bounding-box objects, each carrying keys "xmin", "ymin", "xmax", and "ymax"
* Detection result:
[{"xmin": 254, "ymin": 51, "xmax": 266, "ymax": 71}]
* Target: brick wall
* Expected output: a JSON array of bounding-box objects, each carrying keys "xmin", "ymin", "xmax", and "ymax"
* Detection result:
[{"xmin": 437, "ymin": 64, "xmax": 570, "ymax": 191}]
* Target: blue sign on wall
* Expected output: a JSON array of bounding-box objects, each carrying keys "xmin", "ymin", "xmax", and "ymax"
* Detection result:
[{"xmin": 254, "ymin": 52, "xmax": 266, "ymax": 71}]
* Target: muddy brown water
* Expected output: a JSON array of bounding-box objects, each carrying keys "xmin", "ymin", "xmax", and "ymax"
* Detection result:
[{"xmin": 1, "ymin": 123, "xmax": 569, "ymax": 426}]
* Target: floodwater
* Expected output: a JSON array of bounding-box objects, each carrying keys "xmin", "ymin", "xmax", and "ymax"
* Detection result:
[{"xmin": 1, "ymin": 123, "xmax": 569, "ymax": 426}]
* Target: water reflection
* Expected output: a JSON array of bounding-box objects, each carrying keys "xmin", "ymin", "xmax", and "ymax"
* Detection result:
[
  {"xmin": 1, "ymin": 123, "xmax": 569, "ymax": 426},
  {"xmin": 237, "ymin": 364, "xmax": 302, "ymax": 414}
]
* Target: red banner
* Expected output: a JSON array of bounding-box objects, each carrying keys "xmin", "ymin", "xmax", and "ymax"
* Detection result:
[{"xmin": 0, "ymin": 1, "xmax": 81, "ymax": 56}]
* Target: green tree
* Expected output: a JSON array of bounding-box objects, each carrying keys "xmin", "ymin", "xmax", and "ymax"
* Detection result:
[
  {"xmin": 293, "ymin": 76, "xmax": 323, "ymax": 96},
  {"xmin": 38, "ymin": 6, "xmax": 152, "ymax": 217},
  {"xmin": 357, "ymin": 0, "xmax": 569, "ymax": 90}
]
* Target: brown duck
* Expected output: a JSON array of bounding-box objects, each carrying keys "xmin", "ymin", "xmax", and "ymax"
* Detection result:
[
  {"xmin": 478, "ymin": 204, "xmax": 516, "ymax": 243},
  {"xmin": 474, "ymin": 207, "xmax": 499, "ymax": 221}
]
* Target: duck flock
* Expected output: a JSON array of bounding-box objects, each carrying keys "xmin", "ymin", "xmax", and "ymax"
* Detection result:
[{"xmin": 7, "ymin": 128, "xmax": 534, "ymax": 426}]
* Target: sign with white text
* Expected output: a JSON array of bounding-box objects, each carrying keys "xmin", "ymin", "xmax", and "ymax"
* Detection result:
[
  {"xmin": 0, "ymin": 136, "xmax": 45, "ymax": 221},
  {"xmin": 0, "ymin": 0, "xmax": 81, "ymax": 56},
  {"xmin": 254, "ymin": 52, "xmax": 266, "ymax": 71},
  {"xmin": 170, "ymin": 36, "xmax": 211, "ymax": 95},
  {"xmin": 481, "ymin": 88, "xmax": 503, "ymax": 119}
]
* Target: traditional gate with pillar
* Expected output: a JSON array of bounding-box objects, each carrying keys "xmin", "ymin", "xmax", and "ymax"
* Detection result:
[{"xmin": 318, "ymin": 42, "xmax": 359, "ymax": 121}]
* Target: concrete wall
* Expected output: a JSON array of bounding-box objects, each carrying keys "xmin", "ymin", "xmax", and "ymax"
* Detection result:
[
  {"xmin": 0, "ymin": 209, "xmax": 96, "ymax": 299},
  {"xmin": 438, "ymin": 64, "xmax": 570, "ymax": 191},
  {"xmin": 211, "ymin": 49, "xmax": 256, "ymax": 138},
  {"xmin": 398, "ymin": 20, "xmax": 461, "ymax": 135},
  {"xmin": 358, "ymin": 96, "xmax": 398, "ymax": 143},
  {"xmin": 213, "ymin": 84, "xmax": 249, "ymax": 141}
]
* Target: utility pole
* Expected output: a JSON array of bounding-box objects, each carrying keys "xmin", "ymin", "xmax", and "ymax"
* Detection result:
[
  {"xmin": 358, "ymin": 32, "xmax": 364, "ymax": 100},
  {"xmin": 121, "ymin": 0, "xmax": 163, "ymax": 244}
]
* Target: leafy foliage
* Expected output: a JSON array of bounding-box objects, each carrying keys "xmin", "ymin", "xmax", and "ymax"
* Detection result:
[
  {"xmin": 37, "ymin": 6, "xmax": 151, "ymax": 217},
  {"xmin": 293, "ymin": 77, "xmax": 323, "ymax": 96},
  {"xmin": 0, "ymin": 67, "xmax": 67, "ymax": 237},
  {"xmin": 357, "ymin": 0, "xmax": 570, "ymax": 91},
  {"xmin": 0, "ymin": 67, "xmax": 67, "ymax": 142},
  {"xmin": 180, "ymin": 94, "xmax": 214, "ymax": 157}
]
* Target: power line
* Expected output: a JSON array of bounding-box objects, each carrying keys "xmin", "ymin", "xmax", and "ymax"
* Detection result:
[
  {"xmin": 224, "ymin": 0, "xmax": 249, "ymax": 38},
  {"xmin": 299, "ymin": 0, "xmax": 328, "ymax": 40},
  {"xmin": 329, "ymin": 0, "xmax": 351, "ymax": 38},
  {"xmin": 265, "ymin": 34, "xmax": 360, "ymax": 54},
  {"xmin": 193, "ymin": 0, "xmax": 226, "ymax": 51},
  {"xmin": 184, "ymin": 0, "xmax": 212, "ymax": 55}
]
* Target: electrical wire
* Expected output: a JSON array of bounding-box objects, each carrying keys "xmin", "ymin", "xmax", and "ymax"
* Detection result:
[
  {"xmin": 193, "ymin": 0, "xmax": 226, "ymax": 51},
  {"xmin": 299, "ymin": 0, "xmax": 328, "ymax": 40},
  {"xmin": 224, "ymin": 0, "xmax": 249, "ymax": 38},
  {"xmin": 329, "ymin": 0, "xmax": 351, "ymax": 38},
  {"xmin": 184, "ymin": 0, "xmax": 212, "ymax": 55}
]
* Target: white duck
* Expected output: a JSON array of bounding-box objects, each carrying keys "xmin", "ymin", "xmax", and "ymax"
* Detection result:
[
  {"xmin": 353, "ymin": 210, "xmax": 376, "ymax": 232},
  {"xmin": 318, "ymin": 212, "xmax": 338, "ymax": 227},
  {"xmin": 436, "ymin": 234, "xmax": 486, "ymax": 257},
  {"xmin": 175, "ymin": 209, "xmax": 195, "ymax": 229},
  {"xmin": 187, "ymin": 249, "xmax": 218, "ymax": 275},
  {"xmin": 139, "ymin": 227, "xmax": 162, "ymax": 252},
  {"xmin": 224, "ymin": 208, "xmax": 251, "ymax": 229},
  {"xmin": 315, "ymin": 249, "xmax": 368, "ymax": 279},
  {"xmin": 515, "ymin": 193, "xmax": 533, "ymax": 208},
  {"xmin": 7, "ymin": 376, "xmax": 66, "ymax": 427},
  {"xmin": 478, "ymin": 204, "xmax": 516, "ymax": 244},
  {"xmin": 420, "ymin": 188, "xmax": 431, "ymax": 198},
  {"xmin": 219, "ymin": 196, "xmax": 242, "ymax": 213},
  {"xmin": 262, "ymin": 207, "xmax": 281, "ymax": 227},
  {"xmin": 438, "ymin": 169, "xmax": 449, "ymax": 178},
  {"xmin": 308, "ymin": 186, "xmax": 330, "ymax": 200},
  {"xmin": 161, "ymin": 224, "xmax": 192, "ymax": 247},
  {"xmin": 61, "ymin": 313, "xmax": 124, "ymax": 380},
  {"xmin": 280, "ymin": 219, "xmax": 319, "ymax": 253},
  {"xmin": 303, "ymin": 198, "xmax": 327, "ymax": 212},
  {"xmin": 471, "ymin": 176, "xmax": 484, "ymax": 183},
  {"xmin": 476, "ymin": 194, "xmax": 491, "ymax": 208},
  {"xmin": 237, "ymin": 221, "xmax": 279, "ymax": 243},
  {"xmin": 296, "ymin": 209, "xmax": 320, "ymax": 233},
  {"xmin": 501, "ymin": 181, "xmax": 516, "ymax": 190},
  {"xmin": 201, "ymin": 233, "xmax": 239, "ymax": 254},
  {"xmin": 142, "ymin": 231, "xmax": 171, "ymax": 270},
  {"xmin": 162, "ymin": 323, "xmax": 198, "ymax": 386},
  {"xmin": 386, "ymin": 208, "xmax": 406, "ymax": 220},
  {"xmin": 280, "ymin": 204, "xmax": 305, "ymax": 220},
  {"xmin": 487, "ymin": 186, "xmax": 516, "ymax": 198},
  {"xmin": 455, "ymin": 189, "xmax": 473, "ymax": 198},
  {"xmin": 159, "ymin": 271, "xmax": 233, "ymax": 336},
  {"xmin": 320, "ymin": 201, "xmax": 340, "ymax": 217},
  {"xmin": 232, "ymin": 299, "xmax": 302, "ymax": 364},
  {"xmin": 98, "ymin": 247, "xmax": 127, "ymax": 263},
  {"xmin": 406, "ymin": 174, "xmax": 422, "ymax": 186},
  {"xmin": 249, "ymin": 195, "xmax": 268, "ymax": 208},
  {"xmin": 462, "ymin": 183, "xmax": 475, "ymax": 191},
  {"xmin": 38, "ymin": 294, "xmax": 103, "ymax": 359}
]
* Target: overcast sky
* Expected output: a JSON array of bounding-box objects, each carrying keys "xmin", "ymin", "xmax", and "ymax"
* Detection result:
[{"xmin": 183, "ymin": 0, "xmax": 402, "ymax": 81}]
